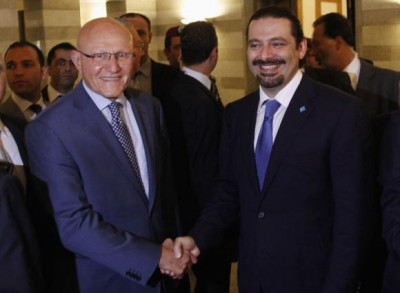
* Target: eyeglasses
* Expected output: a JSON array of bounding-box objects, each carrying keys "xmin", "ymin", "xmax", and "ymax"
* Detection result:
[{"xmin": 77, "ymin": 50, "xmax": 134, "ymax": 65}]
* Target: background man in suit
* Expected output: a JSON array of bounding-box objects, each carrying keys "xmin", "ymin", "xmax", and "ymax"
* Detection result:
[
  {"xmin": 119, "ymin": 13, "xmax": 179, "ymax": 105},
  {"xmin": 116, "ymin": 17, "xmax": 145, "ymax": 76},
  {"xmin": 173, "ymin": 6, "xmax": 371, "ymax": 292},
  {"xmin": 311, "ymin": 12, "xmax": 400, "ymax": 118},
  {"xmin": 26, "ymin": 17, "xmax": 193, "ymax": 293},
  {"xmin": 165, "ymin": 21, "xmax": 232, "ymax": 293},
  {"xmin": 0, "ymin": 41, "xmax": 47, "ymax": 121},
  {"xmin": 42, "ymin": 42, "xmax": 79, "ymax": 103},
  {"xmin": 312, "ymin": 13, "xmax": 400, "ymax": 292},
  {"xmin": 164, "ymin": 26, "xmax": 181, "ymax": 68}
]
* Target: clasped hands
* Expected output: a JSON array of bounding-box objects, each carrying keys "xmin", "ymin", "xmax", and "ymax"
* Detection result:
[{"xmin": 159, "ymin": 237, "xmax": 200, "ymax": 279}]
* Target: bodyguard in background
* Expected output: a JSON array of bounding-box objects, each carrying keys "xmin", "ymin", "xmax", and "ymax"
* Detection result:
[{"xmin": 165, "ymin": 21, "xmax": 232, "ymax": 293}]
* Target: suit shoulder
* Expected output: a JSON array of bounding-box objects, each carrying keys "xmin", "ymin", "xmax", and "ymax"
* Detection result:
[
  {"xmin": 125, "ymin": 87, "xmax": 162, "ymax": 109},
  {"xmin": 151, "ymin": 60, "xmax": 179, "ymax": 76}
]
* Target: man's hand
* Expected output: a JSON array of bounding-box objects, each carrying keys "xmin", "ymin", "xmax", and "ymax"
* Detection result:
[
  {"xmin": 173, "ymin": 236, "xmax": 200, "ymax": 264},
  {"xmin": 159, "ymin": 238, "xmax": 192, "ymax": 279}
]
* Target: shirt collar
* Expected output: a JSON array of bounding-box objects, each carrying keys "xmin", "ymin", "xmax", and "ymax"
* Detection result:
[
  {"xmin": 138, "ymin": 57, "xmax": 152, "ymax": 78},
  {"xmin": 258, "ymin": 70, "xmax": 303, "ymax": 110},
  {"xmin": 344, "ymin": 53, "xmax": 361, "ymax": 79},
  {"xmin": 11, "ymin": 91, "xmax": 46, "ymax": 112},
  {"xmin": 47, "ymin": 84, "xmax": 63, "ymax": 103},
  {"xmin": 82, "ymin": 81, "xmax": 127, "ymax": 111},
  {"xmin": 182, "ymin": 66, "xmax": 211, "ymax": 90}
]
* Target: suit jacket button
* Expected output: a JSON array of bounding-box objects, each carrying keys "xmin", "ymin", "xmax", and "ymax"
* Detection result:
[{"xmin": 258, "ymin": 212, "xmax": 264, "ymax": 219}]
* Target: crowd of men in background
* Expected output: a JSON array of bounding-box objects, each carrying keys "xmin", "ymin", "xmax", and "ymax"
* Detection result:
[{"xmin": 1, "ymin": 6, "xmax": 400, "ymax": 293}]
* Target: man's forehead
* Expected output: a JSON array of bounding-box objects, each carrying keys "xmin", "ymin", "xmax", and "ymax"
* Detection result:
[{"xmin": 6, "ymin": 47, "xmax": 39, "ymax": 62}]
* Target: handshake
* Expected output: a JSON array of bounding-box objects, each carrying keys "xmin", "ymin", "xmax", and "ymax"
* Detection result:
[{"xmin": 159, "ymin": 236, "xmax": 200, "ymax": 279}]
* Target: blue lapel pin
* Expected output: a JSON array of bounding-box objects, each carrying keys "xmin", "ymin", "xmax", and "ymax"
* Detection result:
[{"xmin": 299, "ymin": 106, "xmax": 306, "ymax": 113}]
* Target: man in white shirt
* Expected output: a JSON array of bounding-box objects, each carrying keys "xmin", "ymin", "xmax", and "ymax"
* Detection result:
[
  {"xmin": 312, "ymin": 12, "xmax": 400, "ymax": 117},
  {"xmin": 42, "ymin": 42, "xmax": 79, "ymax": 103},
  {"xmin": 0, "ymin": 41, "xmax": 47, "ymax": 121}
]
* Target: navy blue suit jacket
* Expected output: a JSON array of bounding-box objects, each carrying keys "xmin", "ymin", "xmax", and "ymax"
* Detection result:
[
  {"xmin": 379, "ymin": 111, "xmax": 400, "ymax": 293},
  {"xmin": 26, "ymin": 82, "xmax": 179, "ymax": 293},
  {"xmin": 190, "ymin": 75, "xmax": 372, "ymax": 293}
]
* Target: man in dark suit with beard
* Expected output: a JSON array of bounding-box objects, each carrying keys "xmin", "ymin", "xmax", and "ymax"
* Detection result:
[{"xmin": 172, "ymin": 7, "xmax": 372, "ymax": 293}]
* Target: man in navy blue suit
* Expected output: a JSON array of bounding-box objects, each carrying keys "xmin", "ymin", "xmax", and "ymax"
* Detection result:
[
  {"xmin": 26, "ymin": 17, "xmax": 193, "ymax": 293},
  {"xmin": 172, "ymin": 7, "xmax": 372, "ymax": 293}
]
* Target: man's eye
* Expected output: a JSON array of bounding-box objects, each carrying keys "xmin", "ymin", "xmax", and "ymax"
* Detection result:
[
  {"xmin": 272, "ymin": 42, "xmax": 285, "ymax": 48},
  {"xmin": 57, "ymin": 60, "xmax": 66, "ymax": 66},
  {"xmin": 93, "ymin": 53, "xmax": 107, "ymax": 60},
  {"xmin": 6, "ymin": 63, "xmax": 15, "ymax": 70}
]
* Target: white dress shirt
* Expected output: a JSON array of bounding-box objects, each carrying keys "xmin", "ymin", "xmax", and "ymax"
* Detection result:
[
  {"xmin": 83, "ymin": 82, "xmax": 149, "ymax": 197},
  {"xmin": 254, "ymin": 70, "xmax": 303, "ymax": 150},
  {"xmin": 10, "ymin": 92, "xmax": 47, "ymax": 121},
  {"xmin": 0, "ymin": 118, "xmax": 23, "ymax": 165},
  {"xmin": 182, "ymin": 66, "xmax": 212, "ymax": 90},
  {"xmin": 343, "ymin": 53, "xmax": 361, "ymax": 90}
]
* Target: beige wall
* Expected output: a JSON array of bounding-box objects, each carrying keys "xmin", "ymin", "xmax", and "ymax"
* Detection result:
[{"xmin": 357, "ymin": 0, "xmax": 400, "ymax": 71}]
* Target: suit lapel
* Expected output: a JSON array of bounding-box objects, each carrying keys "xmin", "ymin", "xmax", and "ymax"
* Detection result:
[
  {"xmin": 261, "ymin": 77, "xmax": 314, "ymax": 195},
  {"xmin": 242, "ymin": 92, "xmax": 263, "ymax": 196},
  {"xmin": 72, "ymin": 84, "xmax": 149, "ymax": 206},
  {"xmin": 125, "ymin": 90, "xmax": 157, "ymax": 211}
]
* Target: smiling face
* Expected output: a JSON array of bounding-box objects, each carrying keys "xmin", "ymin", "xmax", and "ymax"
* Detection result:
[
  {"xmin": 72, "ymin": 18, "xmax": 134, "ymax": 99},
  {"xmin": 247, "ymin": 17, "xmax": 306, "ymax": 97}
]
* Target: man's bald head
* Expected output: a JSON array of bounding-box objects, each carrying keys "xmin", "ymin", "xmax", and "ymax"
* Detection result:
[{"xmin": 72, "ymin": 17, "xmax": 134, "ymax": 99}]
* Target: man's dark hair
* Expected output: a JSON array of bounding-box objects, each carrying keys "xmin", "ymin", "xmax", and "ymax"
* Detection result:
[
  {"xmin": 164, "ymin": 26, "xmax": 181, "ymax": 50},
  {"xmin": 5, "ymin": 41, "xmax": 45, "ymax": 66},
  {"xmin": 246, "ymin": 6, "xmax": 304, "ymax": 47},
  {"xmin": 119, "ymin": 12, "xmax": 151, "ymax": 31},
  {"xmin": 47, "ymin": 42, "xmax": 76, "ymax": 65},
  {"xmin": 313, "ymin": 13, "xmax": 355, "ymax": 47},
  {"xmin": 180, "ymin": 21, "xmax": 217, "ymax": 66}
]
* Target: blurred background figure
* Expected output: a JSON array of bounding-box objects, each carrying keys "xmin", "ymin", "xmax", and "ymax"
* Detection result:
[
  {"xmin": 116, "ymin": 17, "xmax": 145, "ymax": 78},
  {"xmin": 119, "ymin": 12, "xmax": 179, "ymax": 105},
  {"xmin": 0, "ymin": 41, "xmax": 47, "ymax": 121},
  {"xmin": 164, "ymin": 25, "xmax": 182, "ymax": 68},
  {"xmin": 42, "ymin": 42, "xmax": 79, "ymax": 103}
]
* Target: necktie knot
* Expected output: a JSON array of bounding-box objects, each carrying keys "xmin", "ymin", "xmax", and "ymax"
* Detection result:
[
  {"xmin": 29, "ymin": 104, "xmax": 42, "ymax": 114},
  {"xmin": 108, "ymin": 101, "xmax": 122, "ymax": 114},
  {"xmin": 264, "ymin": 99, "xmax": 280, "ymax": 119}
]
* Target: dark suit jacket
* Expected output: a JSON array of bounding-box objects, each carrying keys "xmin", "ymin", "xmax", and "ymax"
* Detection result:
[
  {"xmin": 151, "ymin": 59, "xmax": 179, "ymax": 105},
  {"xmin": 0, "ymin": 174, "xmax": 43, "ymax": 293},
  {"xmin": 0, "ymin": 95, "xmax": 26, "ymax": 121},
  {"xmin": 25, "ymin": 82, "xmax": 180, "ymax": 293},
  {"xmin": 190, "ymin": 75, "xmax": 372, "ymax": 293},
  {"xmin": 379, "ymin": 111, "xmax": 400, "ymax": 293},
  {"xmin": 303, "ymin": 66, "xmax": 355, "ymax": 95},
  {"xmin": 356, "ymin": 60, "xmax": 400, "ymax": 118},
  {"xmin": 165, "ymin": 72, "xmax": 224, "ymax": 232}
]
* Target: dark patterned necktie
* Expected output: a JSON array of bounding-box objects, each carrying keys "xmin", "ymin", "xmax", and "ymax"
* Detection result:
[
  {"xmin": 108, "ymin": 101, "xmax": 145, "ymax": 194},
  {"xmin": 209, "ymin": 76, "xmax": 221, "ymax": 102},
  {"xmin": 255, "ymin": 99, "xmax": 281, "ymax": 189}
]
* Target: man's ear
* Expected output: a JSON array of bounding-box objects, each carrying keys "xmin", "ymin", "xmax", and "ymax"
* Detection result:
[
  {"xmin": 71, "ymin": 50, "xmax": 81, "ymax": 71},
  {"xmin": 41, "ymin": 65, "xmax": 48, "ymax": 81},
  {"xmin": 210, "ymin": 46, "xmax": 218, "ymax": 62}
]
